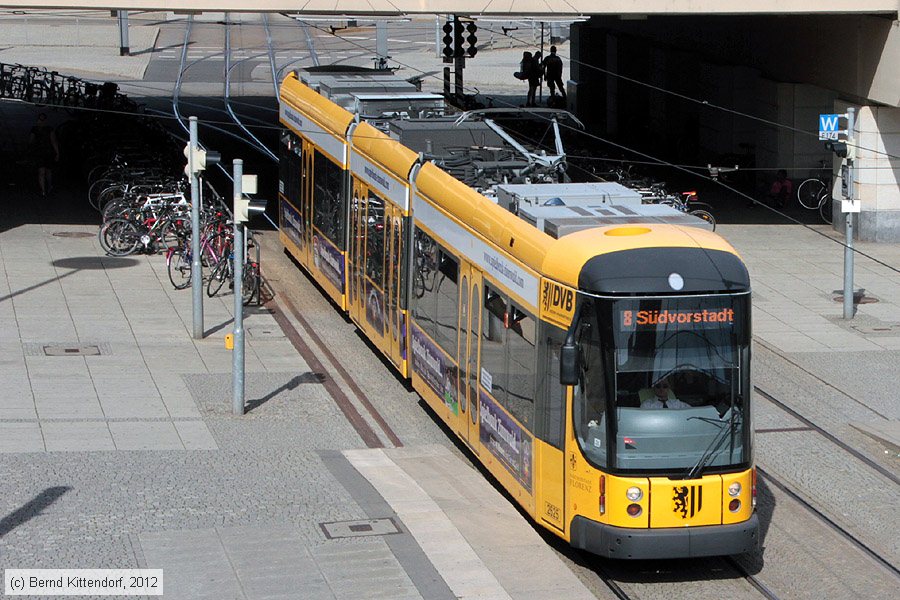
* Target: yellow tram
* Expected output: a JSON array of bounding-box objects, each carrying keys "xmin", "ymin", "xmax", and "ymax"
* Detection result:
[{"xmin": 278, "ymin": 68, "xmax": 758, "ymax": 559}]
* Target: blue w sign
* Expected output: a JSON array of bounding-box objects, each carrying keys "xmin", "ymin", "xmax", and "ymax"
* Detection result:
[{"xmin": 819, "ymin": 114, "xmax": 841, "ymax": 140}]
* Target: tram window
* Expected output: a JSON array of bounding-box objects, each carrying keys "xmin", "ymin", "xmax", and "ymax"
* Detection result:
[
  {"xmin": 481, "ymin": 286, "xmax": 508, "ymax": 404},
  {"xmin": 434, "ymin": 250, "xmax": 459, "ymax": 356},
  {"xmin": 536, "ymin": 324, "xmax": 566, "ymax": 450},
  {"xmin": 506, "ymin": 304, "xmax": 536, "ymax": 430},
  {"xmin": 312, "ymin": 150, "xmax": 345, "ymax": 249},
  {"xmin": 412, "ymin": 229, "xmax": 439, "ymax": 337},
  {"xmin": 364, "ymin": 192, "xmax": 386, "ymax": 288},
  {"xmin": 279, "ymin": 131, "xmax": 303, "ymax": 206}
]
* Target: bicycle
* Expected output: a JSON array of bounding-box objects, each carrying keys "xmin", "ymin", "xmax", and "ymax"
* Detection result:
[
  {"xmin": 206, "ymin": 232, "xmax": 260, "ymax": 305},
  {"xmin": 797, "ymin": 170, "xmax": 832, "ymax": 210},
  {"xmin": 655, "ymin": 191, "xmax": 716, "ymax": 230},
  {"xmin": 165, "ymin": 230, "xmax": 223, "ymax": 290},
  {"xmin": 817, "ymin": 190, "xmax": 834, "ymax": 225}
]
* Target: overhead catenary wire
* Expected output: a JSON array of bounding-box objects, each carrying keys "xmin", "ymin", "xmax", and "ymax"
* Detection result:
[
  {"xmin": 8, "ymin": 15, "xmax": 894, "ymax": 273},
  {"xmin": 298, "ymin": 19, "xmax": 900, "ymax": 276},
  {"xmin": 483, "ymin": 24, "xmax": 900, "ymax": 162},
  {"xmin": 224, "ymin": 13, "xmax": 279, "ymax": 162}
]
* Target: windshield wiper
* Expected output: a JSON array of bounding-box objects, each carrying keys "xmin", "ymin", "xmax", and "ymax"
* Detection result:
[{"xmin": 682, "ymin": 408, "xmax": 741, "ymax": 480}]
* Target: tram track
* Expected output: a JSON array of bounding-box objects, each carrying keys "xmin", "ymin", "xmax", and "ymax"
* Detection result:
[
  {"xmin": 723, "ymin": 557, "xmax": 781, "ymax": 600},
  {"xmin": 585, "ymin": 553, "xmax": 782, "ymax": 600},
  {"xmin": 754, "ymin": 385, "xmax": 899, "ymax": 486},
  {"xmin": 260, "ymin": 238, "xmax": 403, "ymax": 450},
  {"xmin": 751, "ymin": 382, "xmax": 900, "ymax": 581},
  {"xmin": 757, "ymin": 465, "xmax": 900, "ymax": 578}
]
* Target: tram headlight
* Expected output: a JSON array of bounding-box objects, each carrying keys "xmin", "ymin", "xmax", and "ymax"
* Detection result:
[
  {"xmin": 625, "ymin": 486, "xmax": 643, "ymax": 502},
  {"xmin": 728, "ymin": 482, "xmax": 742, "ymax": 497}
]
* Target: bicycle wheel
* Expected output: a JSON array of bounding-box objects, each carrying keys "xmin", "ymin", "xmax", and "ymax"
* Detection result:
[
  {"xmin": 158, "ymin": 217, "xmax": 188, "ymax": 251},
  {"xmin": 797, "ymin": 178, "xmax": 827, "ymax": 210},
  {"xmin": 99, "ymin": 218, "xmax": 141, "ymax": 256},
  {"xmin": 166, "ymin": 248, "xmax": 192, "ymax": 290},
  {"xmin": 242, "ymin": 262, "xmax": 260, "ymax": 306},
  {"xmin": 690, "ymin": 209, "xmax": 716, "ymax": 231},
  {"xmin": 818, "ymin": 191, "xmax": 834, "ymax": 225},
  {"xmin": 88, "ymin": 178, "xmax": 119, "ymax": 210},
  {"xmin": 206, "ymin": 257, "xmax": 231, "ymax": 297}
]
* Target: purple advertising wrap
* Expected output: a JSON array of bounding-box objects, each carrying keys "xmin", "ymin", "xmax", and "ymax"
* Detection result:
[
  {"xmin": 280, "ymin": 200, "xmax": 304, "ymax": 251},
  {"xmin": 312, "ymin": 233, "xmax": 345, "ymax": 293},
  {"xmin": 410, "ymin": 324, "xmax": 458, "ymax": 415},
  {"xmin": 479, "ymin": 390, "xmax": 532, "ymax": 492}
]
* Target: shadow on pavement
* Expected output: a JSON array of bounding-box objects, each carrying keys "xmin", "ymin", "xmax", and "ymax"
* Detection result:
[{"xmin": 0, "ymin": 486, "xmax": 71, "ymax": 538}]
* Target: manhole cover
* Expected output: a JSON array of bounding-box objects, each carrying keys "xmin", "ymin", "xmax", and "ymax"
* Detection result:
[
  {"xmin": 319, "ymin": 518, "xmax": 401, "ymax": 539},
  {"xmin": 43, "ymin": 344, "xmax": 101, "ymax": 356},
  {"xmin": 52, "ymin": 231, "xmax": 94, "ymax": 238}
]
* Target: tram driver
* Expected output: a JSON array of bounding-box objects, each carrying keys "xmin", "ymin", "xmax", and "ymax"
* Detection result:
[{"xmin": 639, "ymin": 377, "xmax": 689, "ymax": 409}]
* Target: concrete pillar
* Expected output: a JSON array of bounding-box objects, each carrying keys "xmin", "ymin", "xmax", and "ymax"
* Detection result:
[{"xmin": 848, "ymin": 105, "xmax": 900, "ymax": 242}]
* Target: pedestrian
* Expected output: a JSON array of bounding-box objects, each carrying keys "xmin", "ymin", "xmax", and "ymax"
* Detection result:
[
  {"xmin": 543, "ymin": 46, "xmax": 566, "ymax": 103},
  {"xmin": 515, "ymin": 51, "xmax": 533, "ymax": 105},
  {"xmin": 29, "ymin": 112, "xmax": 59, "ymax": 197},
  {"xmin": 769, "ymin": 169, "xmax": 793, "ymax": 209},
  {"xmin": 527, "ymin": 51, "xmax": 542, "ymax": 107}
]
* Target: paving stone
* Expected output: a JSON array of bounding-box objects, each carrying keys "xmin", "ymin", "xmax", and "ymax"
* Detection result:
[
  {"xmin": 0, "ymin": 422, "xmax": 44, "ymax": 453},
  {"xmin": 108, "ymin": 421, "xmax": 185, "ymax": 450},
  {"xmin": 41, "ymin": 421, "xmax": 115, "ymax": 451}
]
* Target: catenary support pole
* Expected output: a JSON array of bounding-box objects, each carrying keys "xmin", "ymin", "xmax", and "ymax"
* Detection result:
[
  {"xmin": 189, "ymin": 117, "xmax": 204, "ymax": 339},
  {"xmin": 843, "ymin": 107, "xmax": 856, "ymax": 320},
  {"xmin": 376, "ymin": 21, "xmax": 388, "ymax": 69},
  {"xmin": 117, "ymin": 11, "xmax": 129, "ymax": 56},
  {"xmin": 232, "ymin": 159, "xmax": 245, "ymax": 415}
]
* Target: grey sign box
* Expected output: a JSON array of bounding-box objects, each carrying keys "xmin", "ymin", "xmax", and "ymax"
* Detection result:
[
  {"xmin": 319, "ymin": 518, "xmax": 401, "ymax": 539},
  {"xmin": 43, "ymin": 344, "xmax": 102, "ymax": 356}
]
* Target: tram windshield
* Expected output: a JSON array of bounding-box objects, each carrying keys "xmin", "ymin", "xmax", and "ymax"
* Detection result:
[{"xmin": 574, "ymin": 294, "xmax": 751, "ymax": 474}]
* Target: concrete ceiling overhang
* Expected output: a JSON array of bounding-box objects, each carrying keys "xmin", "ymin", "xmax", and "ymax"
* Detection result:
[{"xmin": 0, "ymin": 0, "xmax": 897, "ymax": 16}]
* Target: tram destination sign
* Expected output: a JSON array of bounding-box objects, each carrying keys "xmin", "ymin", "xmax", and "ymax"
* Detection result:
[{"xmin": 619, "ymin": 308, "xmax": 735, "ymax": 331}]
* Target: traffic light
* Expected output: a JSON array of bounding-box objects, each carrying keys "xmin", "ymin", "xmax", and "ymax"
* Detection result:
[
  {"xmin": 465, "ymin": 22, "xmax": 478, "ymax": 57},
  {"xmin": 453, "ymin": 19, "xmax": 465, "ymax": 58},
  {"xmin": 825, "ymin": 140, "xmax": 855, "ymax": 160},
  {"xmin": 234, "ymin": 174, "xmax": 266, "ymax": 223},
  {"xmin": 442, "ymin": 21, "xmax": 454, "ymax": 59},
  {"xmin": 234, "ymin": 197, "xmax": 267, "ymax": 223},
  {"xmin": 183, "ymin": 143, "xmax": 221, "ymax": 176}
]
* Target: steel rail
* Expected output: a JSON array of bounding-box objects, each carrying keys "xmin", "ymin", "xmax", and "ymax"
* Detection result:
[
  {"xmin": 724, "ymin": 557, "xmax": 781, "ymax": 600},
  {"xmin": 757, "ymin": 466, "xmax": 900, "ymax": 578},
  {"xmin": 754, "ymin": 386, "xmax": 900, "ymax": 486}
]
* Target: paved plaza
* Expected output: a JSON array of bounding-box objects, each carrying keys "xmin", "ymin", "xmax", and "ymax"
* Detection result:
[{"xmin": 0, "ymin": 11, "xmax": 898, "ymax": 599}]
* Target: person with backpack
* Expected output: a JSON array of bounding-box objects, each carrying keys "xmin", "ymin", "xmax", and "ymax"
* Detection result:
[{"xmin": 527, "ymin": 51, "xmax": 542, "ymax": 107}]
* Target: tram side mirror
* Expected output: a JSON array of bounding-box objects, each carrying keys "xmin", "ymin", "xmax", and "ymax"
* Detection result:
[{"xmin": 560, "ymin": 342, "xmax": 579, "ymax": 386}]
